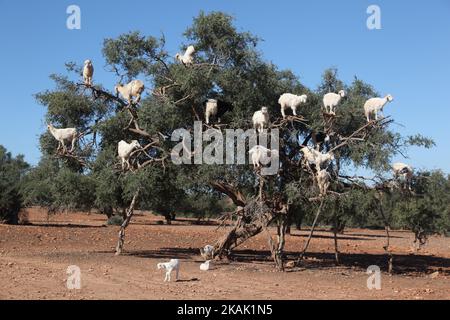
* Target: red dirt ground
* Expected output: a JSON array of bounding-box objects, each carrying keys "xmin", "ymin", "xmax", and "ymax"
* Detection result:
[{"xmin": 0, "ymin": 207, "xmax": 449, "ymax": 300}]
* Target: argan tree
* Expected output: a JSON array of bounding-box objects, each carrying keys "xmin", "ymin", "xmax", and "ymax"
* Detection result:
[{"xmin": 29, "ymin": 11, "xmax": 437, "ymax": 269}]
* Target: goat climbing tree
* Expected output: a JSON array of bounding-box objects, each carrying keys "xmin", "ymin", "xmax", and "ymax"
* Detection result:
[{"xmin": 33, "ymin": 11, "xmax": 435, "ymax": 269}]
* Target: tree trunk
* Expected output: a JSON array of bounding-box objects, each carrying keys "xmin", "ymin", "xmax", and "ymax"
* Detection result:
[
  {"xmin": 164, "ymin": 213, "xmax": 172, "ymax": 225},
  {"xmin": 115, "ymin": 190, "xmax": 139, "ymax": 255},
  {"xmin": 296, "ymin": 199, "xmax": 325, "ymax": 264},
  {"xmin": 332, "ymin": 199, "xmax": 340, "ymax": 265},
  {"xmin": 333, "ymin": 213, "xmax": 340, "ymax": 265},
  {"xmin": 377, "ymin": 195, "xmax": 393, "ymax": 274},
  {"xmin": 295, "ymin": 214, "xmax": 303, "ymax": 231},
  {"xmin": 214, "ymin": 200, "xmax": 275, "ymax": 259},
  {"xmin": 275, "ymin": 215, "xmax": 288, "ymax": 270}
]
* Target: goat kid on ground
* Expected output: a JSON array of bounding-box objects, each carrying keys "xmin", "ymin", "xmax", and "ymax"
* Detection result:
[
  {"xmin": 157, "ymin": 259, "xmax": 180, "ymax": 282},
  {"xmin": 200, "ymin": 244, "xmax": 215, "ymax": 260}
]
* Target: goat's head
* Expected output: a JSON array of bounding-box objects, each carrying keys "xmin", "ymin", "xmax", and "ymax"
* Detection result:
[
  {"xmin": 386, "ymin": 94, "xmax": 394, "ymax": 102},
  {"xmin": 338, "ymin": 90, "xmax": 346, "ymax": 98},
  {"xmin": 300, "ymin": 94, "xmax": 308, "ymax": 103},
  {"xmin": 261, "ymin": 106, "xmax": 268, "ymax": 114},
  {"xmin": 84, "ymin": 59, "xmax": 92, "ymax": 66},
  {"xmin": 328, "ymin": 152, "xmax": 335, "ymax": 161},
  {"xmin": 114, "ymin": 84, "xmax": 122, "ymax": 96},
  {"xmin": 130, "ymin": 140, "xmax": 141, "ymax": 149},
  {"xmin": 47, "ymin": 123, "xmax": 54, "ymax": 130},
  {"xmin": 156, "ymin": 263, "xmax": 164, "ymax": 270}
]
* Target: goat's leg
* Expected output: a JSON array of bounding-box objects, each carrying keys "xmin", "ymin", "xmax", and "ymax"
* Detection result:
[
  {"xmin": 281, "ymin": 106, "xmax": 286, "ymax": 119},
  {"xmin": 292, "ymin": 106, "xmax": 297, "ymax": 116},
  {"xmin": 134, "ymin": 94, "xmax": 141, "ymax": 105},
  {"xmin": 70, "ymin": 137, "xmax": 76, "ymax": 152}
]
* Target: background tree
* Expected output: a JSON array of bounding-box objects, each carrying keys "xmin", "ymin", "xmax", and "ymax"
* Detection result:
[{"xmin": 0, "ymin": 145, "xmax": 29, "ymax": 224}]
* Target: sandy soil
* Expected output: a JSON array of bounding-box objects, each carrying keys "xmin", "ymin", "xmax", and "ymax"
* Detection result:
[{"xmin": 0, "ymin": 207, "xmax": 449, "ymax": 300}]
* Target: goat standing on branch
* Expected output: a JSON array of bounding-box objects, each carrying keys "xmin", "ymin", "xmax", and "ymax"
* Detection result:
[
  {"xmin": 249, "ymin": 145, "xmax": 279, "ymax": 169},
  {"xmin": 175, "ymin": 45, "xmax": 196, "ymax": 66},
  {"xmin": 115, "ymin": 80, "xmax": 145, "ymax": 105},
  {"xmin": 83, "ymin": 60, "xmax": 94, "ymax": 87},
  {"xmin": 278, "ymin": 93, "xmax": 307, "ymax": 118},
  {"xmin": 203, "ymin": 99, "xmax": 234, "ymax": 124},
  {"xmin": 118, "ymin": 140, "xmax": 141, "ymax": 170},
  {"xmin": 364, "ymin": 94, "xmax": 394, "ymax": 122},
  {"xmin": 316, "ymin": 169, "xmax": 331, "ymax": 196},
  {"xmin": 252, "ymin": 107, "xmax": 270, "ymax": 133},
  {"xmin": 323, "ymin": 90, "xmax": 345, "ymax": 115},
  {"xmin": 47, "ymin": 124, "xmax": 78, "ymax": 153},
  {"xmin": 300, "ymin": 147, "xmax": 335, "ymax": 171},
  {"xmin": 392, "ymin": 162, "xmax": 413, "ymax": 190}
]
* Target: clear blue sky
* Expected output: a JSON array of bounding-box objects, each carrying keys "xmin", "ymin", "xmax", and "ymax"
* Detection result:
[{"xmin": 1, "ymin": 0, "xmax": 449, "ymax": 172}]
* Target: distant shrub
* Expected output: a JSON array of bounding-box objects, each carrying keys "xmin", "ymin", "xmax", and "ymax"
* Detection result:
[{"xmin": 107, "ymin": 215, "xmax": 124, "ymax": 226}]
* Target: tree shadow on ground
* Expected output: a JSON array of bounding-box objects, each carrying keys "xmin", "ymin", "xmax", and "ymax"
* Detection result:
[
  {"xmin": 96, "ymin": 245, "xmax": 450, "ymax": 276},
  {"xmin": 124, "ymin": 247, "xmax": 203, "ymax": 261},
  {"xmin": 231, "ymin": 249, "xmax": 450, "ymax": 275},
  {"xmin": 19, "ymin": 223, "xmax": 106, "ymax": 229},
  {"xmin": 288, "ymin": 233, "xmax": 375, "ymax": 241}
]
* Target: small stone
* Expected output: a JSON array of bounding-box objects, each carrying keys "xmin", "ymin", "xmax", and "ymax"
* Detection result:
[
  {"xmin": 285, "ymin": 261, "xmax": 295, "ymax": 268},
  {"xmin": 430, "ymin": 271, "xmax": 439, "ymax": 279}
]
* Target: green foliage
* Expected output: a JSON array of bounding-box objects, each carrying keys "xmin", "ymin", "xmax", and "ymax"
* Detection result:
[
  {"xmin": 392, "ymin": 171, "xmax": 450, "ymax": 238},
  {"xmin": 107, "ymin": 214, "xmax": 124, "ymax": 226},
  {"xmin": 24, "ymin": 10, "xmax": 448, "ymax": 240},
  {"xmin": 0, "ymin": 146, "xmax": 29, "ymax": 224}
]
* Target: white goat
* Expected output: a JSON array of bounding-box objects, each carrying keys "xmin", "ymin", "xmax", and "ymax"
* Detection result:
[
  {"xmin": 252, "ymin": 107, "xmax": 270, "ymax": 133},
  {"xmin": 200, "ymin": 245, "xmax": 215, "ymax": 260},
  {"xmin": 249, "ymin": 145, "xmax": 279, "ymax": 169},
  {"xmin": 323, "ymin": 90, "xmax": 345, "ymax": 115},
  {"xmin": 83, "ymin": 60, "xmax": 94, "ymax": 86},
  {"xmin": 364, "ymin": 94, "xmax": 394, "ymax": 122},
  {"xmin": 118, "ymin": 140, "xmax": 141, "ymax": 170},
  {"xmin": 175, "ymin": 45, "xmax": 195, "ymax": 66},
  {"xmin": 157, "ymin": 259, "xmax": 179, "ymax": 282},
  {"xmin": 200, "ymin": 260, "xmax": 211, "ymax": 271},
  {"xmin": 203, "ymin": 99, "xmax": 234, "ymax": 124},
  {"xmin": 47, "ymin": 124, "xmax": 77, "ymax": 153},
  {"xmin": 301, "ymin": 147, "xmax": 334, "ymax": 170},
  {"xmin": 278, "ymin": 93, "xmax": 307, "ymax": 118},
  {"xmin": 316, "ymin": 169, "xmax": 331, "ymax": 196},
  {"xmin": 115, "ymin": 80, "xmax": 145, "ymax": 105},
  {"xmin": 392, "ymin": 162, "xmax": 413, "ymax": 189}
]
